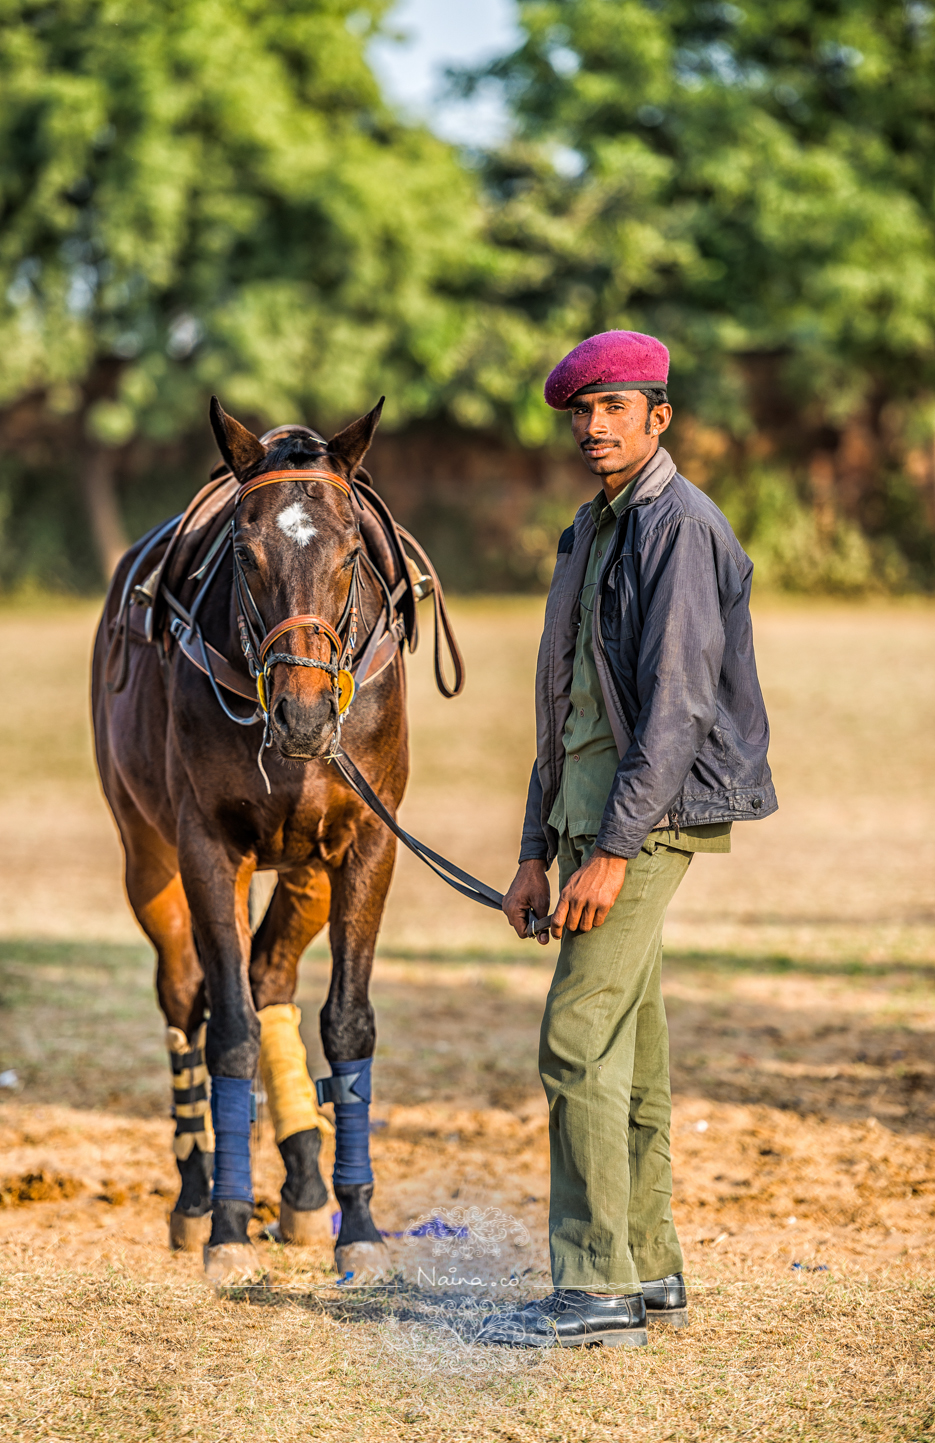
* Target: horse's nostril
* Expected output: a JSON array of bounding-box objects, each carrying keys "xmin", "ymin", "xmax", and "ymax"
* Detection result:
[{"xmin": 271, "ymin": 693, "xmax": 333, "ymax": 747}]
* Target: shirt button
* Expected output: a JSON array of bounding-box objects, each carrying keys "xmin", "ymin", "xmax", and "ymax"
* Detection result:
[
  {"xmin": 579, "ymin": 708, "xmax": 585, "ymax": 716},
  {"xmin": 573, "ymin": 754, "xmax": 580, "ymax": 762},
  {"xmin": 597, "ymin": 549, "xmax": 602, "ymax": 557}
]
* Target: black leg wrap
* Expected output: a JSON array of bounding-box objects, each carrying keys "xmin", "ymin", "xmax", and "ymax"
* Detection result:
[
  {"xmin": 278, "ymin": 1130, "xmax": 328, "ymax": 1212},
  {"xmin": 175, "ymin": 1147, "xmax": 213, "ymax": 1217},
  {"xmin": 208, "ymin": 1198, "xmax": 254, "ymax": 1248},
  {"xmin": 334, "ymin": 1181, "xmax": 382, "ymax": 1248}
]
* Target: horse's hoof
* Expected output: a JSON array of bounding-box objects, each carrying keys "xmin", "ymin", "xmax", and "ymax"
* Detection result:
[
  {"xmin": 278, "ymin": 1201, "xmax": 332, "ymax": 1246},
  {"xmin": 203, "ymin": 1242, "xmax": 265, "ymax": 1285},
  {"xmin": 169, "ymin": 1211, "xmax": 212, "ymax": 1252},
  {"xmin": 334, "ymin": 1240, "xmax": 394, "ymax": 1282}
]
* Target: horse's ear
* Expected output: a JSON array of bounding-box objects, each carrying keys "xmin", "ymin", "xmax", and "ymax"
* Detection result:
[
  {"xmin": 327, "ymin": 397, "xmax": 385, "ymax": 476},
  {"xmin": 209, "ymin": 397, "xmax": 266, "ymax": 479}
]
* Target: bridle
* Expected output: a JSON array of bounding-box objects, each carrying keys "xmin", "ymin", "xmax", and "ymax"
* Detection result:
[
  {"xmin": 106, "ymin": 429, "xmax": 510, "ymax": 926},
  {"xmin": 231, "ymin": 466, "xmax": 364, "ymax": 776}
]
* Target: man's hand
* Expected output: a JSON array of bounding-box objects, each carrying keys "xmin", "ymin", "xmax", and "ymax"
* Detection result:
[
  {"xmin": 551, "ymin": 847, "xmax": 628, "ymax": 940},
  {"xmin": 503, "ymin": 859, "xmax": 551, "ymax": 945}
]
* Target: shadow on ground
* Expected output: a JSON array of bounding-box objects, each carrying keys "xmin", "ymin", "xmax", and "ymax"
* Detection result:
[{"xmin": 0, "ymin": 937, "xmax": 932, "ymax": 1135}]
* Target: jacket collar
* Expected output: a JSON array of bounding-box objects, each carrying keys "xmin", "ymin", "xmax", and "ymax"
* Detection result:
[
  {"xmin": 571, "ymin": 446, "xmax": 678, "ymax": 545},
  {"xmin": 628, "ymin": 445, "xmax": 678, "ymax": 507}
]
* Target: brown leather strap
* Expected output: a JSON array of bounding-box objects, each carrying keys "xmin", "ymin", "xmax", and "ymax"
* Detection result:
[
  {"xmin": 258, "ymin": 614, "xmax": 342, "ymax": 664},
  {"xmin": 349, "ymin": 616, "xmax": 386, "ymax": 684},
  {"xmin": 174, "ymin": 627, "xmax": 259, "ymax": 703},
  {"xmin": 396, "ymin": 525, "xmax": 465, "ymax": 698},
  {"xmin": 353, "ymin": 478, "xmax": 417, "ymax": 649},
  {"xmin": 236, "ymin": 469, "xmax": 351, "ymax": 504},
  {"xmin": 357, "ymin": 621, "xmax": 405, "ymax": 687},
  {"xmin": 114, "ymin": 451, "xmax": 461, "ymax": 714},
  {"xmin": 148, "ymin": 472, "xmax": 239, "ymax": 626},
  {"xmin": 172, "ymin": 617, "xmax": 402, "ymax": 705}
]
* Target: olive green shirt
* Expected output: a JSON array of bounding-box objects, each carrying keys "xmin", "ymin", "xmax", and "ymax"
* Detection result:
[{"xmin": 547, "ymin": 485, "xmax": 731, "ymax": 855}]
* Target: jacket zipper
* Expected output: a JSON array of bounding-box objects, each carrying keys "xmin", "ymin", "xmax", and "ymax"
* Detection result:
[
  {"xmin": 670, "ymin": 810, "xmax": 680, "ymax": 841},
  {"xmin": 593, "ymin": 534, "xmax": 633, "ymax": 752}
]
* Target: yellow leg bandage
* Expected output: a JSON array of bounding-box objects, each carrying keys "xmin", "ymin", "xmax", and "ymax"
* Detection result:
[
  {"xmin": 167, "ymin": 1022, "xmax": 215, "ymax": 1159},
  {"xmin": 258, "ymin": 1003, "xmax": 333, "ymax": 1143}
]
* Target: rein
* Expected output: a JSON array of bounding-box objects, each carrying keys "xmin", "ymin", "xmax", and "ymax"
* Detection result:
[
  {"xmin": 227, "ymin": 467, "xmax": 514, "ymax": 922},
  {"xmin": 105, "ymin": 443, "xmax": 524, "ymax": 929},
  {"xmin": 227, "ymin": 468, "xmax": 516, "ymax": 922},
  {"xmin": 328, "ymin": 748, "xmax": 550, "ymax": 939}
]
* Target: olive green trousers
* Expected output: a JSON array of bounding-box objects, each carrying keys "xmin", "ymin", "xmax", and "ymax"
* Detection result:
[{"xmin": 539, "ymin": 833, "xmax": 691, "ymax": 1293}]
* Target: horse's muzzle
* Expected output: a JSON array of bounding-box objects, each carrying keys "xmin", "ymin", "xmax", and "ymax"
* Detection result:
[{"xmin": 270, "ymin": 692, "xmax": 338, "ymax": 759}]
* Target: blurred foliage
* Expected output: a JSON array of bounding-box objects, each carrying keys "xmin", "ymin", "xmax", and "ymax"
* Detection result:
[
  {"xmin": 467, "ymin": 0, "xmax": 935, "ymax": 417},
  {"xmin": 0, "ymin": 0, "xmax": 527, "ymax": 438},
  {"xmin": 455, "ymin": 0, "xmax": 935, "ymax": 588},
  {"xmin": 0, "ymin": 0, "xmax": 934, "ymax": 591}
]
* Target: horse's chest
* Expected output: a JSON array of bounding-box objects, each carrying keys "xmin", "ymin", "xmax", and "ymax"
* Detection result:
[{"xmin": 218, "ymin": 786, "xmax": 354, "ymax": 871}]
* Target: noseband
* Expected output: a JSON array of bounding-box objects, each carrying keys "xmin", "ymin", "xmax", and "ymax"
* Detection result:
[{"xmin": 232, "ymin": 468, "xmax": 360, "ymax": 726}]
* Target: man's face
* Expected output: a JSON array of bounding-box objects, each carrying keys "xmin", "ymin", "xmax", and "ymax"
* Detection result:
[{"xmin": 570, "ymin": 391, "xmax": 672, "ymax": 481}]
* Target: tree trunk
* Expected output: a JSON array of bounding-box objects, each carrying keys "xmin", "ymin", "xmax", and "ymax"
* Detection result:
[{"xmin": 81, "ymin": 446, "xmax": 129, "ymax": 582}]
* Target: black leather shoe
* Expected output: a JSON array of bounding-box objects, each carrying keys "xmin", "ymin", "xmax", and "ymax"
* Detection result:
[
  {"xmin": 641, "ymin": 1272, "xmax": 688, "ymax": 1328},
  {"xmin": 476, "ymin": 1289, "xmax": 648, "ymax": 1349}
]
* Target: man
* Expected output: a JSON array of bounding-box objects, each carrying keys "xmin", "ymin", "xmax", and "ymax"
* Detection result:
[{"xmin": 478, "ymin": 330, "xmax": 776, "ymax": 1350}]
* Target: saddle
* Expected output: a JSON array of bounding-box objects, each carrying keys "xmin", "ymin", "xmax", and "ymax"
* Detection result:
[{"xmin": 104, "ymin": 424, "xmax": 464, "ymax": 709}]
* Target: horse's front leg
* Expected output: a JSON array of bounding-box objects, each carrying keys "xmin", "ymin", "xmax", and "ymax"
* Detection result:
[
  {"xmin": 178, "ymin": 818, "xmax": 262, "ymax": 1283},
  {"xmin": 321, "ymin": 816, "xmax": 396, "ymax": 1281}
]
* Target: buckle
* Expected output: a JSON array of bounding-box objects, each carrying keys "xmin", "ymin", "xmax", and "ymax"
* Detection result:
[{"xmin": 315, "ymin": 1072, "xmax": 364, "ymax": 1107}]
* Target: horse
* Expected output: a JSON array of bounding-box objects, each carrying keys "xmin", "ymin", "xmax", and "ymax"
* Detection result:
[{"xmin": 91, "ymin": 397, "xmax": 461, "ymax": 1282}]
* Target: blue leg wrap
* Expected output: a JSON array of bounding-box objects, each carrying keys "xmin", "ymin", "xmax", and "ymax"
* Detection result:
[
  {"xmin": 331, "ymin": 1057, "xmax": 374, "ymax": 1187},
  {"xmin": 211, "ymin": 1076, "xmax": 254, "ymax": 1203}
]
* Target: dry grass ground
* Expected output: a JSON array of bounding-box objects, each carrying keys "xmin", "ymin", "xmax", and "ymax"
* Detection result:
[{"xmin": 0, "ymin": 594, "xmax": 933, "ymax": 1441}]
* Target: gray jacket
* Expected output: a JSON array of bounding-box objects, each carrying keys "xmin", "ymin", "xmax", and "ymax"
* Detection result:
[{"xmin": 520, "ymin": 446, "xmax": 777, "ymax": 863}]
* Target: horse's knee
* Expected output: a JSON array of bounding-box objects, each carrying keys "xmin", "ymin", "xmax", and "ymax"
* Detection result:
[
  {"xmin": 319, "ymin": 1000, "xmax": 376, "ymax": 1062},
  {"xmin": 205, "ymin": 1010, "xmax": 260, "ymax": 1079}
]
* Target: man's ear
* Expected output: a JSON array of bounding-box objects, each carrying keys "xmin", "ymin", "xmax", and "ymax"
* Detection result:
[
  {"xmin": 327, "ymin": 398, "xmax": 385, "ymax": 477},
  {"xmin": 209, "ymin": 397, "xmax": 267, "ymax": 479}
]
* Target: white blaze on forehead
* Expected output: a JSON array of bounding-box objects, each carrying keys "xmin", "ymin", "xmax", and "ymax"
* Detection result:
[{"xmin": 276, "ymin": 501, "xmax": 317, "ymax": 547}]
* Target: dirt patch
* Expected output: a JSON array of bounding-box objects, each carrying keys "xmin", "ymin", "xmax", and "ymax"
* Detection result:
[
  {"xmin": 1, "ymin": 1096, "xmax": 932, "ymax": 1283},
  {"xmin": 0, "ymin": 1169, "xmax": 83, "ymax": 1206},
  {"xmin": 0, "ymin": 599, "xmax": 933, "ymax": 1439},
  {"xmin": 0, "ymin": 1098, "xmax": 932, "ymax": 1442}
]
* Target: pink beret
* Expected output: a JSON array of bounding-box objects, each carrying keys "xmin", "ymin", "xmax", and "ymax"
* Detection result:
[{"xmin": 544, "ymin": 330, "xmax": 669, "ymax": 410}]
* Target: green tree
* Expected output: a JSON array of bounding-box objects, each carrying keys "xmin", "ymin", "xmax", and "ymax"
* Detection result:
[
  {"xmin": 0, "ymin": 0, "xmax": 517, "ymax": 581},
  {"xmin": 458, "ymin": 0, "xmax": 935, "ymax": 588}
]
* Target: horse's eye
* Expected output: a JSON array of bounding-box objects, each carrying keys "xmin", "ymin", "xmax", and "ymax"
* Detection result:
[
  {"xmin": 235, "ymin": 546, "xmax": 258, "ymax": 572},
  {"xmin": 343, "ymin": 546, "xmax": 361, "ymax": 569}
]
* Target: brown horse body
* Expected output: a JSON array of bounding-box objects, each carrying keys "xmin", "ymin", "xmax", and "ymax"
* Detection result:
[{"xmin": 91, "ymin": 401, "xmax": 429, "ymax": 1280}]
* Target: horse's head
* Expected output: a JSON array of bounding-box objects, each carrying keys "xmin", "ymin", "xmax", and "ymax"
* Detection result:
[{"xmin": 209, "ymin": 395, "xmax": 384, "ymax": 760}]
